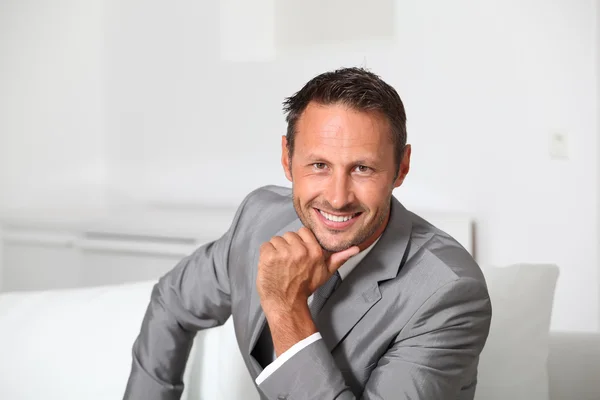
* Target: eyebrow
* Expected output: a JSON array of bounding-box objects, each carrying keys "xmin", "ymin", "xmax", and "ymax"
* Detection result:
[
  {"xmin": 305, "ymin": 153, "xmax": 329, "ymax": 162},
  {"xmin": 305, "ymin": 153, "xmax": 378, "ymax": 166}
]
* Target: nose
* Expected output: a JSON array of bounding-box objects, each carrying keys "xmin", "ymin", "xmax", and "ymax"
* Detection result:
[{"xmin": 325, "ymin": 171, "xmax": 355, "ymax": 210}]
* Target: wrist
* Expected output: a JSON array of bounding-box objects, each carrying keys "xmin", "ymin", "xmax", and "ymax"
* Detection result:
[
  {"xmin": 260, "ymin": 292, "xmax": 309, "ymax": 315},
  {"xmin": 263, "ymin": 301, "xmax": 317, "ymax": 356}
]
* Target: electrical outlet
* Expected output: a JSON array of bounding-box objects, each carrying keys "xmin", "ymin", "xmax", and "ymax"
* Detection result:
[{"xmin": 548, "ymin": 132, "xmax": 568, "ymax": 160}]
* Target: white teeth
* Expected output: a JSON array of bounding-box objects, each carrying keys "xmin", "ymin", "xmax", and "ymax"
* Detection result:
[{"xmin": 319, "ymin": 210, "xmax": 355, "ymax": 222}]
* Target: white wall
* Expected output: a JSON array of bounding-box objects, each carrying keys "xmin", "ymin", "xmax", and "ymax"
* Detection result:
[
  {"xmin": 597, "ymin": 0, "xmax": 600, "ymax": 329},
  {"xmin": 1, "ymin": 0, "xmax": 598, "ymax": 332},
  {"xmin": 0, "ymin": 0, "xmax": 107, "ymax": 210},
  {"xmin": 103, "ymin": 0, "xmax": 599, "ymax": 332}
]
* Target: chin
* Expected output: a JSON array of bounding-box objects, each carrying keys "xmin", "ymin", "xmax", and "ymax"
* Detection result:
[
  {"xmin": 315, "ymin": 234, "xmax": 355, "ymax": 253},
  {"xmin": 320, "ymin": 244, "xmax": 349, "ymax": 253}
]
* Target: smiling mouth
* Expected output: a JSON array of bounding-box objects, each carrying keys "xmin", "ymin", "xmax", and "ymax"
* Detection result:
[
  {"xmin": 317, "ymin": 209, "xmax": 360, "ymax": 221},
  {"xmin": 313, "ymin": 208, "xmax": 362, "ymax": 227}
]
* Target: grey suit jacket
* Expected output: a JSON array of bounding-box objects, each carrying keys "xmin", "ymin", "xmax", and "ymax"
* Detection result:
[{"xmin": 124, "ymin": 185, "xmax": 492, "ymax": 400}]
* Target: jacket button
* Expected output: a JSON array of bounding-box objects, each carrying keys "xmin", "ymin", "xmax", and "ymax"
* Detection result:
[{"xmin": 277, "ymin": 395, "xmax": 288, "ymax": 400}]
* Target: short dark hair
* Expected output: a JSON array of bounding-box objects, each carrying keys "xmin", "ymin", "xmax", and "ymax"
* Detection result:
[{"xmin": 282, "ymin": 67, "xmax": 407, "ymax": 169}]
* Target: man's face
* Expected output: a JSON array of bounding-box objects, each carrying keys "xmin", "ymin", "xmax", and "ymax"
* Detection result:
[{"xmin": 281, "ymin": 102, "xmax": 411, "ymax": 253}]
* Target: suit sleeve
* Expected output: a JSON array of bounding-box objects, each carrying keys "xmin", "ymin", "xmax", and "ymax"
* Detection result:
[
  {"xmin": 257, "ymin": 277, "xmax": 492, "ymax": 400},
  {"xmin": 123, "ymin": 192, "xmax": 254, "ymax": 400}
]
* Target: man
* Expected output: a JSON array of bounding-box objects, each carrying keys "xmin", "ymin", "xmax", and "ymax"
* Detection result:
[{"xmin": 124, "ymin": 67, "xmax": 492, "ymax": 400}]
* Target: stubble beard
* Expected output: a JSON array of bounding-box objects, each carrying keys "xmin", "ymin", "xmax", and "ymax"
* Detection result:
[{"xmin": 291, "ymin": 192, "xmax": 390, "ymax": 253}]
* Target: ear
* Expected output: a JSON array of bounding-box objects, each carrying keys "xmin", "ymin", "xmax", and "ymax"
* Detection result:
[
  {"xmin": 281, "ymin": 135, "xmax": 292, "ymax": 182},
  {"xmin": 393, "ymin": 144, "xmax": 411, "ymax": 188}
]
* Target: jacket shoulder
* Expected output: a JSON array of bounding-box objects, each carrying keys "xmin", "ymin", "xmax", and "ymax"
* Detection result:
[
  {"xmin": 231, "ymin": 185, "xmax": 296, "ymax": 239},
  {"xmin": 406, "ymin": 211, "xmax": 486, "ymax": 286},
  {"xmin": 241, "ymin": 185, "xmax": 293, "ymax": 215}
]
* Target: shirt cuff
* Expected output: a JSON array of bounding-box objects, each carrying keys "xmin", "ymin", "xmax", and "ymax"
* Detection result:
[{"xmin": 255, "ymin": 332, "xmax": 322, "ymax": 385}]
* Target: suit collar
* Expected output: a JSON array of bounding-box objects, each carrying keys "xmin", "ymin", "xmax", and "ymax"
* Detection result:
[{"xmin": 338, "ymin": 236, "xmax": 380, "ymax": 280}]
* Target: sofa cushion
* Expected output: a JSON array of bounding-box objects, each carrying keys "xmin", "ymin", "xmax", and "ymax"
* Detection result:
[
  {"xmin": 475, "ymin": 263, "xmax": 559, "ymax": 400},
  {"xmin": 184, "ymin": 317, "xmax": 260, "ymax": 400},
  {"xmin": 548, "ymin": 331, "xmax": 600, "ymax": 400},
  {"xmin": 0, "ymin": 263, "xmax": 560, "ymax": 400},
  {"xmin": 0, "ymin": 280, "xmax": 260, "ymax": 400},
  {"xmin": 0, "ymin": 281, "xmax": 157, "ymax": 400}
]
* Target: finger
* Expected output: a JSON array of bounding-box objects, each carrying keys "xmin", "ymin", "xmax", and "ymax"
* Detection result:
[
  {"xmin": 296, "ymin": 227, "xmax": 322, "ymax": 253},
  {"xmin": 260, "ymin": 241, "xmax": 276, "ymax": 253},
  {"xmin": 259, "ymin": 241, "xmax": 277, "ymax": 264},
  {"xmin": 296, "ymin": 226, "xmax": 316, "ymax": 243},
  {"xmin": 281, "ymin": 232, "xmax": 310, "ymax": 259},
  {"xmin": 282, "ymin": 231, "xmax": 304, "ymax": 247},
  {"xmin": 269, "ymin": 236, "xmax": 288, "ymax": 251},
  {"xmin": 327, "ymin": 246, "xmax": 360, "ymax": 273},
  {"xmin": 296, "ymin": 227, "xmax": 323, "ymax": 259}
]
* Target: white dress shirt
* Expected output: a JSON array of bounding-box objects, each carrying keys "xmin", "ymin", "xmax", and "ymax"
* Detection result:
[{"xmin": 255, "ymin": 237, "xmax": 381, "ymax": 385}]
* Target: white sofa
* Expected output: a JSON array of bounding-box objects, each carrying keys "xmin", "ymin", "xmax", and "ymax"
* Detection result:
[{"xmin": 0, "ymin": 263, "xmax": 598, "ymax": 400}]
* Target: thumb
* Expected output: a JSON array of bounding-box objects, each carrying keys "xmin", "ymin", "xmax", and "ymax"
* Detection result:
[{"xmin": 327, "ymin": 246, "xmax": 360, "ymax": 273}]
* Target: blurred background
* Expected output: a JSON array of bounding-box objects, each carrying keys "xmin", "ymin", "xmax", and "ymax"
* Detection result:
[{"xmin": 0, "ymin": 0, "xmax": 598, "ymax": 336}]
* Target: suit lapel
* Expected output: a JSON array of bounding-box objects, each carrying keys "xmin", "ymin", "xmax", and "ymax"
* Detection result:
[{"xmin": 317, "ymin": 197, "xmax": 412, "ymax": 352}]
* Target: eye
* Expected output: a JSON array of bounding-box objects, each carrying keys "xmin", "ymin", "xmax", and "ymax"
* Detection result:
[
  {"xmin": 354, "ymin": 165, "xmax": 371, "ymax": 173},
  {"xmin": 313, "ymin": 163, "xmax": 327, "ymax": 170}
]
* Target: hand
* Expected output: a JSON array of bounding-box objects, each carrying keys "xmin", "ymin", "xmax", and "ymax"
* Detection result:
[{"xmin": 256, "ymin": 226, "xmax": 360, "ymax": 313}]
